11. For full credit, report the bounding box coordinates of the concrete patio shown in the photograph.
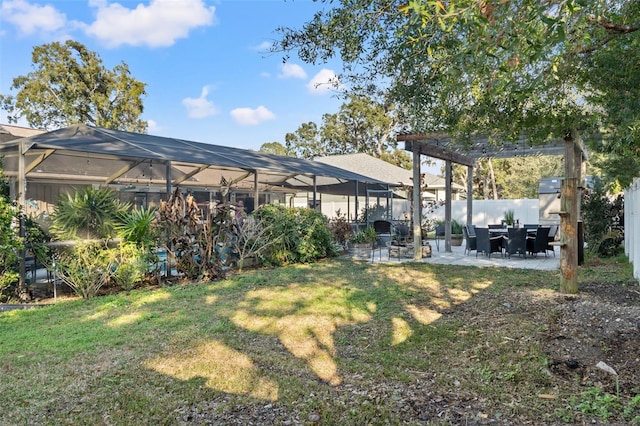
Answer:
[367,242,560,271]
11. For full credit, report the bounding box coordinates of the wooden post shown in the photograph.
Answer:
[559,178,578,293]
[466,165,473,226]
[413,145,422,260]
[559,133,579,293]
[444,160,452,252]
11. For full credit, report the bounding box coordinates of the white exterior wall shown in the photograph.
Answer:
[425,199,541,227]
[624,178,640,281]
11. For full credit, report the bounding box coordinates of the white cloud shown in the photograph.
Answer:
[146,119,161,133]
[230,106,276,126]
[307,69,342,95]
[182,86,219,119]
[279,63,307,79]
[85,0,216,48]
[252,41,272,51]
[1,0,67,36]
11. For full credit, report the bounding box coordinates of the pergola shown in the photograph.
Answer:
[399,132,588,292]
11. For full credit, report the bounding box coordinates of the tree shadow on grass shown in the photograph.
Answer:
[0,257,559,423]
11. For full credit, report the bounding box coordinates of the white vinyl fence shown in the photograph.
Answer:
[425,199,544,227]
[624,178,640,281]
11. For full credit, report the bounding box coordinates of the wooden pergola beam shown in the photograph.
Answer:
[403,140,476,167]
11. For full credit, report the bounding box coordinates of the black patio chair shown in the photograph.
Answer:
[394,223,411,244]
[504,227,527,258]
[475,227,502,258]
[463,225,477,256]
[527,226,551,257]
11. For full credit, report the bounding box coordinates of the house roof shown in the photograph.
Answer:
[314,153,464,191]
[0,124,390,192]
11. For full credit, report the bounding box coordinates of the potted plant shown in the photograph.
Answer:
[434,219,464,246]
[451,219,464,246]
[503,209,516,227]
[348,226,378,259]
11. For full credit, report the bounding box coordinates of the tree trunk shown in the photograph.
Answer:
[488,158,498,200]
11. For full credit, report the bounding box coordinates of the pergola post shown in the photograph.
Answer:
[559,132,581,294]
[413,144,422,259]
[444,160,452,253]
[466,165,474,225]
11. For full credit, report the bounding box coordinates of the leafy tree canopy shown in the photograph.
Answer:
[274,0,640,182]
[1,40,147,132]
[284,94,411,168]
[259,141,292,156]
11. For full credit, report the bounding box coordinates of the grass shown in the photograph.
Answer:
[0,255,635,424]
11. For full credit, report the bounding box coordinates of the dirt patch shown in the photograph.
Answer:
[543,281,640,397]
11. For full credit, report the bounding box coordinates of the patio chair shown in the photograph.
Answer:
[394,223,411,244]
[434,224,445,251]
[475,227,502,258]
[504,227,527,258]
[463,225,477,256]
[527,226,551,257]
[372,220,392,260]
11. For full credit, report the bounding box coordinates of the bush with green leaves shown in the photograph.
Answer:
[328,209,353,245]
[54,241,116,299]
[0,191,20,301]
[253,204,337,266]
[582,177,624,257]
[112,243,149,290]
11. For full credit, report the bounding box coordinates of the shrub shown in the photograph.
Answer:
[582,177,624,257]
[112,243,149,290]
[328,210,352,245]
[54,241,116,298]
[0,186,20,302]
[253,204,337,266]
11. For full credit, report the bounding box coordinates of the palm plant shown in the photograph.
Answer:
[50,186,130,240]
[117,206,159,250]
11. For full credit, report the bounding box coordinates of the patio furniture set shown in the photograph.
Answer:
[463,224,558,259]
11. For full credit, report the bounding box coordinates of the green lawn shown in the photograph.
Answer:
[0,256,636,425]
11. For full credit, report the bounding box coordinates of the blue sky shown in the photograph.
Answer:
[0,0,346,151]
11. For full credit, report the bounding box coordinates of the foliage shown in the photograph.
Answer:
[258,141,293,156]
[328,209,353,245]
[230,215,280,272]
[574,386,622,422]
[111,243,150,291]
[50,186,130,240]
[54,241,116,299]
[453,156,564,199]
[157,188,232,281]
[348,226,378,244]
[274,1,640,184]
[0,188,20,302]
[0,40,147,132]
[436,218,463,235]
[450,219,464,235]
[252,204,337,266]
[503,209,516,226]
[581,177,624,257]
[117,206,159,250]
[284,94,411,168]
